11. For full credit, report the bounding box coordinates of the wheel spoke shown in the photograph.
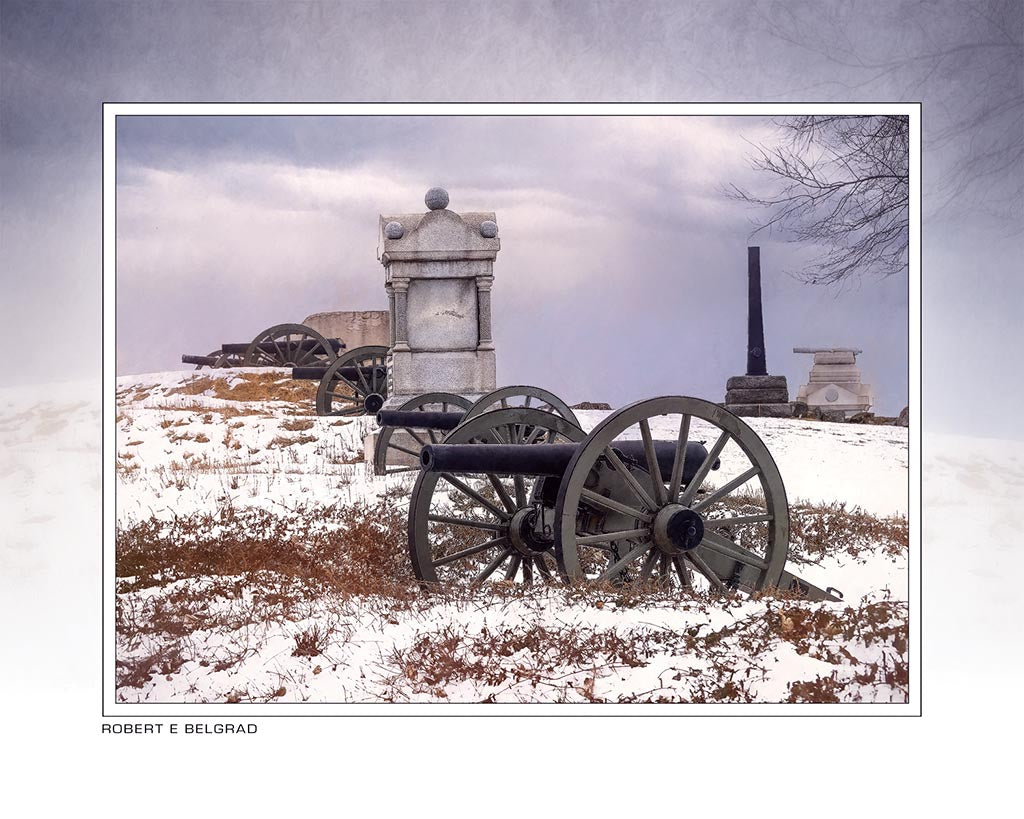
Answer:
[523,425,545,445]
[427,514,507,532]
[702,513,773,528]
[355,363,371,395]
[667,414,691,502]
[639,548,659,583]
[388,441,421,458]
[404,427,428,448]
[513,474,528,507]
[658,553,671,585]
[329,391,358,406]
[504,555,522,581]
[534,555,553,579]
[691,466,760,514]
[596,540,653,583]
[432,536,509,567]
[521,557,534,586]
[684,550,730,594]
[601,447,657,511]
[672,555,692,589]
[473,548,514,585]
[439,473,510,520]
[580,488,654,523]
[576,526,651,545]
[639,419,666,506]
[487,474,517,514]
[698,530,768,571]
[679,430,731,506]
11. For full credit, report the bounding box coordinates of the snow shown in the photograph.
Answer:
[1,370,927,706]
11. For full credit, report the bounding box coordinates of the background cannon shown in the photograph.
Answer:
[288,345,390,416]
[373,386,578,475]
[406,396,841,602]
[181,322,344,370]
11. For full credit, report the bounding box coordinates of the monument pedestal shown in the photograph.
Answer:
[724,375,795,417]
[377,187,501,410]
[793,348,872,419]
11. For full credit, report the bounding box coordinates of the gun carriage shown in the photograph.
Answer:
[182,323,345,369]
[378,389,842,602]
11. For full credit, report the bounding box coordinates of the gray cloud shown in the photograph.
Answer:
[113,114,909,414]
[1,0,1019,433]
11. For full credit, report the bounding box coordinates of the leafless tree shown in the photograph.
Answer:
[728,115,909,285]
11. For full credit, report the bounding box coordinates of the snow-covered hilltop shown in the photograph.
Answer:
[97,369,911,704]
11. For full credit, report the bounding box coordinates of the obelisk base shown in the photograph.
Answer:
[724,375,796,418]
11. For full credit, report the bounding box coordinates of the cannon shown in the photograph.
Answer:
[289,345,390,416]
[403,395,842,602]
[373,385,578,474]
[182,322,344,370]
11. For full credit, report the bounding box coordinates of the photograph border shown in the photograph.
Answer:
[102,101,921,716]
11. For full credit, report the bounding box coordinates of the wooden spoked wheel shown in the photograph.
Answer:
[372,392,473,475]
[243,323,336,367]
[461,385,579,428]
[409,408,585,588]
[315,345,389,416]
[554,396,789,594]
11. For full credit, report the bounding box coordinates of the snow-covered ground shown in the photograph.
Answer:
[2,370,925,705]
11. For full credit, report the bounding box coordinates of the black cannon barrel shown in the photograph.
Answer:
[420,439,714,484]
[181,354,219,366]
[291,365,385,381]
[221,338,346,355]
[377,410,465,431]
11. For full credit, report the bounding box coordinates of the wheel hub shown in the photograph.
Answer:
[652,504,704,555]
[364,393,385,414]
[508,507,550,556]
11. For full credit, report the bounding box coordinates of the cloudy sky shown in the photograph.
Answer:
[3,0,1019,433]
[114,113,910,413]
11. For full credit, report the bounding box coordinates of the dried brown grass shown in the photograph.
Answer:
[167,373,318,404]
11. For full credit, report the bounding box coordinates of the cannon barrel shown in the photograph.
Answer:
[222,338,346,355]
[181,354,219,366]
[291,365,386,381]
[420,440,715,484]
[376,410,465,431]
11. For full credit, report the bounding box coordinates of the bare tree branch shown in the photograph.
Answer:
[727,115,910,285]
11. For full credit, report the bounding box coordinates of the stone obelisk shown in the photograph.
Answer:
[724,247,793,417]
[746,247,768,376]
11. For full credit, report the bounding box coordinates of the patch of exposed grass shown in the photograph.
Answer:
[167,373,318,404]
[282,419,316,432]
[268,434,318,449]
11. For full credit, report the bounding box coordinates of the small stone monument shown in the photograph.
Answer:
[723,247,794,418]
[793,347,872,418]
[379,187,500,406]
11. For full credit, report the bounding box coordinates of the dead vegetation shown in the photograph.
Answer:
[166,372,318,404]
[115,490,909,703]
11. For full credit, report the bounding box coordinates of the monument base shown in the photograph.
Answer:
[384,348,496,409]
[723,402,798,418]
[723,374,792,417]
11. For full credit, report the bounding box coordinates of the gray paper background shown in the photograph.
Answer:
[1,0,1021,807]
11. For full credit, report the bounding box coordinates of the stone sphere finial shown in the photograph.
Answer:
[384,221,404,240]
[424,187,449,210]
[479,220,498,238]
